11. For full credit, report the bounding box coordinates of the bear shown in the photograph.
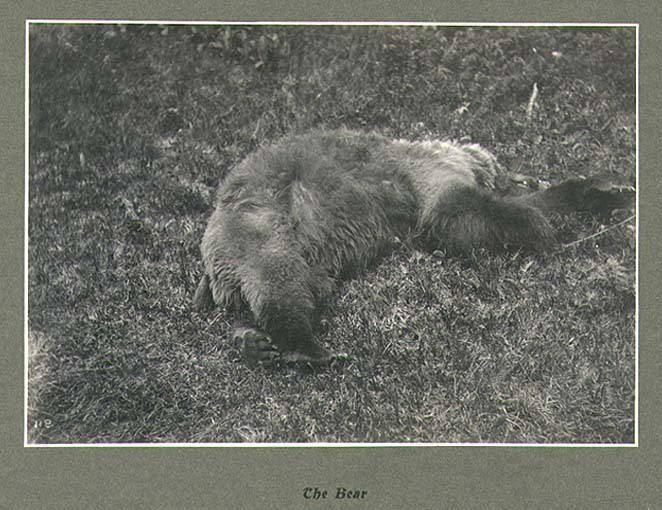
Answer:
[194,129,634,365]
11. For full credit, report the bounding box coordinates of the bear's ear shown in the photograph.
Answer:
[460,143,500,189]
[495,173,550,196]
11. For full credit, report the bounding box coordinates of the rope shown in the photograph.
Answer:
[558,214,636,251]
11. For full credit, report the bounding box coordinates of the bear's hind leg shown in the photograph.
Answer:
[231,327,281,366]
[193,274,214,310]
[195,271,286,365]
[230,317,337,366]
[234,245,341,365]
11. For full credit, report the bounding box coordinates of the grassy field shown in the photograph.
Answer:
[27,24,636,444]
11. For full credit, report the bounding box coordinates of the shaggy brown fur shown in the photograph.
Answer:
[195,129,633,364]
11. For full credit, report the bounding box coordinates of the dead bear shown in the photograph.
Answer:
[194,129,633,364]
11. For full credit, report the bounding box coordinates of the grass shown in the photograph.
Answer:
[27,24,636,444]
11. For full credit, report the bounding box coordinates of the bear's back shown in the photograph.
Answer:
[218,129,499,207]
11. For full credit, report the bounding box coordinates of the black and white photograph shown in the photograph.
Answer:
[26,22,637,446]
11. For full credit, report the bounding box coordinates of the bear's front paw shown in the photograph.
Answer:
[579,176,635,216]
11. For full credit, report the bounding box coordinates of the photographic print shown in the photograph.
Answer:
[26,22,637,446]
